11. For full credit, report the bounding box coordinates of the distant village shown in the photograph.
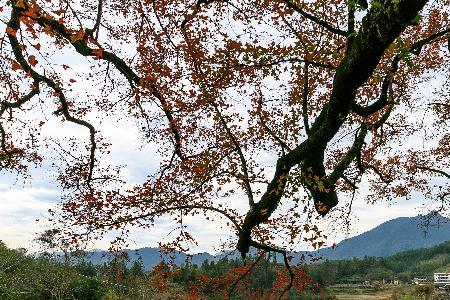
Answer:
[413,273,450,289]
[338,273,450,289]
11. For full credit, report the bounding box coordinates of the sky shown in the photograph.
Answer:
[0,2,444,255]
[0,91,431,254]
[0,171,425,253]
[0,111,428,254]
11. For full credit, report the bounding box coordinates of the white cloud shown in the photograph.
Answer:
[0,184,59,250]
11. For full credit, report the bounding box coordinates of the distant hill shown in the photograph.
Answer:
[308,239,450,284]
[76,214,450,270]
[315,214,450,260]
[75,248,216,270]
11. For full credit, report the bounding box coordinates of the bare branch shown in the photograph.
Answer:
[91,0,103,39]
[282,0,348,37]
[342,174,358,190]
[97,204,242,232]
[328,124,368,185]
[352,57,399,117]
[7,5,97,182]
[212,103,255,207]
[232,57,335,70]
[249,240,295,299]
[416,166,450,180]
[259,114,292,152]
[302,62,310,135]
[228,250,267,299]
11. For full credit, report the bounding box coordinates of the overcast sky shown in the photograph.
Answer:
[0,5,442,255]
[0,111,426,254]
[0,92,430,253]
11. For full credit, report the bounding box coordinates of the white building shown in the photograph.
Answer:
[413,276,427,285]
[434,273,450,286]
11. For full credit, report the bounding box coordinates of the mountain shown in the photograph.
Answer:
[73,247,216,270]
[315,213,450,260]
[76,214,450,269]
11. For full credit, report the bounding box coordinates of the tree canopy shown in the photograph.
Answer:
[1,0,450,295]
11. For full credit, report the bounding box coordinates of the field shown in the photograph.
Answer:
[328,284,448,300]
[330,285,397,299]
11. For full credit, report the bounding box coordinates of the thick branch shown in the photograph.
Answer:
[18,2,185,161]
[97,204,242,232]
[282,0,348,37]
[237,0,428,258]
[7,5,97,182]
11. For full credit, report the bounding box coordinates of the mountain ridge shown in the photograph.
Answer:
[314,213,450,260]
[75,214,450,270]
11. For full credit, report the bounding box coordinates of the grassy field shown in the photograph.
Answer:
[330,285,397,300]
[328,284,448,300]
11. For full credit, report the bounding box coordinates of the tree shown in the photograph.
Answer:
[2,0,450,296]
[129,257,146,278]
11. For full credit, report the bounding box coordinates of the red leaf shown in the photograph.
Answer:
[6,27,16,37]
[15,0,26,9]
[28,55,38,67]
[11,60,23,71]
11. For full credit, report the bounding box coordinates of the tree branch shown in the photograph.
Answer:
[212,103,255,207]
[237,0,428,258]
[302,62,310,135]
[416,166,450,180]
[282,0,348,37]
[8,4,97,181]
[97,204,242,232]
[228,250,267,299]
[328,124,368,185]
[17,2,185,161]
[249,240,294,300]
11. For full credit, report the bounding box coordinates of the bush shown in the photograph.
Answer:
[68,276,107,300]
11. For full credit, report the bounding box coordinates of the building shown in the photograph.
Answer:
[434,273,450,286]
[413,276,427,285]
[382,278,399,285]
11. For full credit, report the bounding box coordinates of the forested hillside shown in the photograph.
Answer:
[0,241,185,300]
[309,240,450,285]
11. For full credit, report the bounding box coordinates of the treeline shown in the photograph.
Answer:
[1,240,104,299]
[0,241,331,300]
[3,239,450,299]
[0,241,186,300]
[308,240,450,285]
[173,240,450,298]
[173,253,338,300]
